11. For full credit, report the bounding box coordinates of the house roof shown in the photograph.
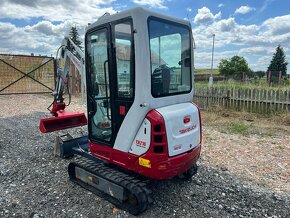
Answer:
[116,43,166,64]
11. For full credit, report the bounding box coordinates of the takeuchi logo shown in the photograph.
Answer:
[179,125,196,134]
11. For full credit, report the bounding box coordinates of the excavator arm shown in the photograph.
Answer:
[39,37,87,133]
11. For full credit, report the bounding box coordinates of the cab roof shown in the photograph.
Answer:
[86,7,191,33]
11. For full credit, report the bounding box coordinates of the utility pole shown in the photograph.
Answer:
[211,33,215,76]
[209,34,215,86]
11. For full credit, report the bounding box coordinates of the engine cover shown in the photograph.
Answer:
[156,103,201,157]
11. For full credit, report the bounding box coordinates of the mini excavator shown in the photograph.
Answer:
[39,7,202,215]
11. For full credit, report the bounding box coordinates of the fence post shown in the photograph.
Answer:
[287,90,290,113]
[226,90,230,109]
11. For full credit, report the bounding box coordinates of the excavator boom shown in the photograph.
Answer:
[39,37,87,133]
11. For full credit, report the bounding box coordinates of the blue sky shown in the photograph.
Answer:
[0,0,289,71]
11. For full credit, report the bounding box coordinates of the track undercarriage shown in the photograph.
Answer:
[68,158,153,215]
[54,134,153,215]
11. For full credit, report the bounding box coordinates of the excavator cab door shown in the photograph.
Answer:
[86,19,135,146]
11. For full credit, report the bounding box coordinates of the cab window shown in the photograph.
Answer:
[148,17,191,97]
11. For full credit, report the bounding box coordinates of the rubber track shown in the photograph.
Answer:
[68,158,153,215]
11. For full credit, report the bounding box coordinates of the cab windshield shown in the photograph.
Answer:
[148,17,192,97]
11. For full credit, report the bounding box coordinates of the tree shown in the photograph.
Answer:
[254,71,266,78]
[218,55,250,79]
[267,45,288,76]
[246,69,255,78]
[69,26,82,50]
[218,59,231,76]
[68,26,83,94]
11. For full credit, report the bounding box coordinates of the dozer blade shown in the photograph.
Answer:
[39,112,87,133]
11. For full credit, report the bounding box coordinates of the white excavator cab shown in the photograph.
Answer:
[86,8,198,154]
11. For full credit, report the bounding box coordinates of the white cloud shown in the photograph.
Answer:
[186,8,192,12]
[262,14,290,35]
[131,0,168,9]
[239,47,271,55]
[250,56,272,71]
[235,6,255,15]
[0,22,16,35]
[192,13,290,70]
[195,50,237,68]
[0,0,118,55]
[0,22,58,55]
[192,17,259,49]
[218,3,224,8]
[0,0,115,25]
[114,3,128,11]
[24,20,77,39]
[216,17,236,32]
[193,13,289,51]
[193,7,221,25]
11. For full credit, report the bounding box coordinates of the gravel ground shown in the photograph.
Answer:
[0,94,289,218]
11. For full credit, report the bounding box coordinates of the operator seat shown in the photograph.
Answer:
[152,65,171,96]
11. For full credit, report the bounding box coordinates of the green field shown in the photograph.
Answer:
[193,69,290,91]
[194,68,220,75]
[194,79,290,91]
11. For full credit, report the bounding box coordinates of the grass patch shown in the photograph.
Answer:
[227,122,250,135]
[194,80,290,91]
[195,68,219,75]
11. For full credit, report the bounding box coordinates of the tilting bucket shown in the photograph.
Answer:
[39,112,87,133]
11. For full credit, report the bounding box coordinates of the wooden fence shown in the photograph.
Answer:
[0,53,83,95]
[0,54,55,94]
[193,87,290,114]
